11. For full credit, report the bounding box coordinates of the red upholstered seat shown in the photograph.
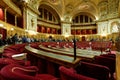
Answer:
[30,43,41,49]
[94,56,115,79]
[59,66,96,80]
[75,61,110,80]
[2,44,30,66]
[0,58,30,70]
[35,74,58,80]
[2,53,15,58]
[100,54,116,59]
[0,64,58,80]
[7,43,26,51]
[3,44,26,58]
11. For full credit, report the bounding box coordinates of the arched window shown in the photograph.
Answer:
[73,14,93,24]
[38,5,60,24]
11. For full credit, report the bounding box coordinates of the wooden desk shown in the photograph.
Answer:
[25,46,81,68]
[25,46,82,76]
[39,45,105,59]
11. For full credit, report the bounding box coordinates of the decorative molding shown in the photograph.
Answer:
[37,21,60,29]
[97,16,120,22]
[25,4,40,15]
[38,18,59,24]
[60,21,72,24]
[71,26,96,30]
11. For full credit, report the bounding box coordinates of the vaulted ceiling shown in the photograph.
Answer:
[9,0,111,22]
[38,0,101,21]
[11,0,105,21]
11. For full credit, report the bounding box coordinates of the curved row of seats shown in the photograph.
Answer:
[0,57,115,80]
[0,43,96,80]
[0,43,116,80]
[30,43,116,80]
[40,41,112,52]
[29,43,116,80]
[29,43,99,80]
[0,43,59,80]
[59,52,116,80]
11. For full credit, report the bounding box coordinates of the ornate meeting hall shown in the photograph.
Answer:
[0,0,119,80]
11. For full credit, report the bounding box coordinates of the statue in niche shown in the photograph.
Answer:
[66,28,68,33]
[112,24,119,33]
[31,18,34,28]
[102,26,105,33]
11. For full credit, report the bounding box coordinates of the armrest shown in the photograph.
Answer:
[25,66,39,72]
[12,66,38,76]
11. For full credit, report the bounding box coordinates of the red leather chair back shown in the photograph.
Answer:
[59,66,96,80]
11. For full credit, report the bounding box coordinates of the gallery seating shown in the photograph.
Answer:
[0,64,59,80]
[59,66,96,80]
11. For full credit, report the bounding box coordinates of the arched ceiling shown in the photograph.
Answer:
[38,0,102,22]
[11,0,105,22]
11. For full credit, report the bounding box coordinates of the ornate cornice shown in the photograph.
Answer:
[23,2,40,15]
[61,21,72,24]
[71,26,96,29]
[37,21,60,29]
[97,16,120,22]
